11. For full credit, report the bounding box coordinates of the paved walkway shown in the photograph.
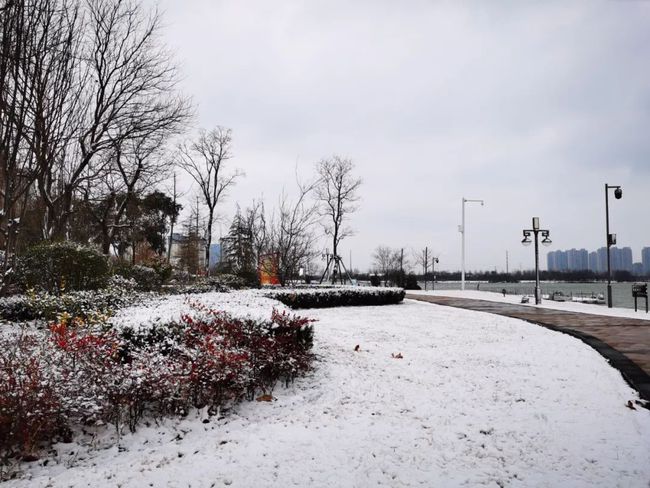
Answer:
[406,294,650,402]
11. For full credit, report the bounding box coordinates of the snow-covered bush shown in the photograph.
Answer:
[0,332,66,464]
[0,301,314,465]
[115,264,162,291]
[0,295,34,322]
[14,241,110,293]
[266,286,405,309]
[162,274,247,295]
[0,284,144,323]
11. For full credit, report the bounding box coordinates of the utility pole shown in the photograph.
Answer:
[460,197,484,291]
[605,183,623,308]
[423,246,429,290]
[506,250,509,275]
[432,256,439,292]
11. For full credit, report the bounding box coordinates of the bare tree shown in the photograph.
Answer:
[372,245,407,286]
[81,132,172,254]
[270,182,319,285]
[315,156,362,257]
[413,247,437,290]
[244,199,269,267]
[0,0,81,266]
[177,127,243,274]
[244,177,319,286]
[372,246,395,277]
[36,0,191,239]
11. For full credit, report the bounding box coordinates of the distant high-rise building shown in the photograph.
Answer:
[611,247,633,272]
[588,251,599,273]
[642,247,650,276]
[597,247,608,274]
[547,251,557,272]
[598,246,634,273]
[566,248,588,271]
[549,246,646,275]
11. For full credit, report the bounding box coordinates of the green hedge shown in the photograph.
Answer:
[0,277,141,322]
[266,287,405,309]
[15,241,110,293]
[114,264,162,291]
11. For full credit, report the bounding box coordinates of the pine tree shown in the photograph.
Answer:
[222,209,256,281]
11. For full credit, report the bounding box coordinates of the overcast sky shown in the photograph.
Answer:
[150,0,650,272]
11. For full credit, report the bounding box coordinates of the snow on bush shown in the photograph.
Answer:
[0,280,145,323]
[0,300,313,469]
[108,290,284,332]
[265,286,405,309]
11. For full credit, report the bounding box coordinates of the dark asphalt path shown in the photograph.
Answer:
[406,294,650,402]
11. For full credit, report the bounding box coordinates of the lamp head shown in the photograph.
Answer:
[614,187,622,199]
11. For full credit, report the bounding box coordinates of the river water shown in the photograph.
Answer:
[418,281,649,310]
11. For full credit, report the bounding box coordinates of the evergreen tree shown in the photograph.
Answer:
[222,209,256,282]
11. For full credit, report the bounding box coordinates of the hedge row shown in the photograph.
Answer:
[0,305,314,466]
[266,287,405,309]
[0,276,143,323]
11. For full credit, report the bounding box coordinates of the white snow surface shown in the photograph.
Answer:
[409,289,650,321]
[7,297,650,487]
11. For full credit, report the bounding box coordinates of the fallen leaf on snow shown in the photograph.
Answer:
[256,394,274,402]
[391,353,403,359]
[354,344,360,351]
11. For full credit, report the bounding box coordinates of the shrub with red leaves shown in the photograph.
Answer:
[0,333,64,463]
[0,303,315,468]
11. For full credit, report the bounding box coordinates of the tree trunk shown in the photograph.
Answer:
[205,215,213,276]
[101,225,111,255]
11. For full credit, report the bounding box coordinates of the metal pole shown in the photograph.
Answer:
[424,247,428,291]
[605,184,612,308]
[432,257,435,292]
[461,197,466,290]
[534,229,541,305]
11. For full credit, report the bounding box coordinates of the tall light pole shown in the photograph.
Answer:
[432,256,439,292]
[521,217,552,305]
[459,197,484,290]
[605,184,623,308]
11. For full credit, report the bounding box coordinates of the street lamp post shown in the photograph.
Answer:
[521,217,552,305]
[459,197,484,291]
[605,184,623,308]
[432,256,439,292]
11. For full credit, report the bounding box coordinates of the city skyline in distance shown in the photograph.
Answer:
[547,246,650,275]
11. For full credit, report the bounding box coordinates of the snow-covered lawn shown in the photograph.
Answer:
[7,298,650,487]
[409,289,650,321]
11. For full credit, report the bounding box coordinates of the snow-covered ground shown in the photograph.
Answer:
[409,289,650,321]
[8,296,650,487]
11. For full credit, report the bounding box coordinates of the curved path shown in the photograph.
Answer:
[407,294,650,402]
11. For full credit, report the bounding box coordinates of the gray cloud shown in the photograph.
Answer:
[151,0,650,271]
